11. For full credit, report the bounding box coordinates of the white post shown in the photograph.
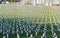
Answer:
[36,32,37,36]
[17,33,20,38]
[17,29,20,38]
[27,32,28,36]
[3,36,5,38]
[6,33,8,38]
[30,34,33,38]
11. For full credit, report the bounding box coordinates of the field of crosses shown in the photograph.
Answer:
[0,5,60,38]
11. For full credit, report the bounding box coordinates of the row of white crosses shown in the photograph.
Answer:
[29,11,44,38]
[2,17,8,38]
[50,10,58,38]
[41,25,47,38]
[34,11,45,38]
[42,14,47,38]
[53,9,60,32]
[50,15,58,38]
[41,10,46,38]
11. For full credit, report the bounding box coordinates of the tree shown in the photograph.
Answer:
[25,0,32,5]
[10,0,14,4]
[4,0,6,4]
